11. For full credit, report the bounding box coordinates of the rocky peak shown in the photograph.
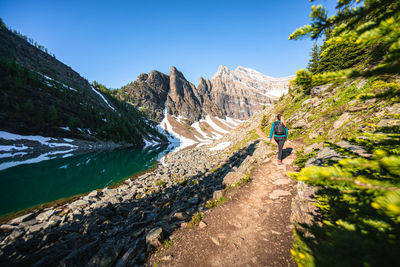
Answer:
[167,66,203,123]
[209,65,292,119]
[138,73,148,82]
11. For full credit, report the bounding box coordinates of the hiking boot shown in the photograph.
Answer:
[277,160,282,165]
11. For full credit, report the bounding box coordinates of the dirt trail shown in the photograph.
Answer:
[149,132,301,267]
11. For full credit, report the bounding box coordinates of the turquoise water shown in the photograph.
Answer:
[0,146,170,216]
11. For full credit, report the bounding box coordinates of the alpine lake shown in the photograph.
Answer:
[0,145,172,217]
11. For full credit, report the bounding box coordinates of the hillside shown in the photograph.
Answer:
[0,21,166,149]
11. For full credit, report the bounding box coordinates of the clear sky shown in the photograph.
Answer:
[0,0,337,88]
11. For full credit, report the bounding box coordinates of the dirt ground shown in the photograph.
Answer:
[148,132,301,267]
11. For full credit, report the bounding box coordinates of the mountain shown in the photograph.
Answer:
[116,65,292,144]
[0,22,166,148]
[210,65,294,119]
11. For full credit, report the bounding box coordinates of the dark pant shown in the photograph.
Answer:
[274,137,286,161]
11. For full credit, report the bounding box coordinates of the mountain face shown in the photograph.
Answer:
[0,24,165,147]
[117,65,291,144]
[209,65,294,120]
[118,71,170,122]
[119,65,291,122]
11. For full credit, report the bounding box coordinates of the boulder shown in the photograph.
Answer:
[311,84,330,96]
[36,209,55,222]
[336,141,372,158]
[9,212,34,225]
[213,190,224,200]
[146,227,164,248]
[333,112,352,129]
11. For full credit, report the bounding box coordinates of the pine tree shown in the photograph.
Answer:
[289,0,400,75]
[48,105,58,125]
[307,42,321,74]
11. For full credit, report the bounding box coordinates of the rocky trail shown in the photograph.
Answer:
[149,135,301,266]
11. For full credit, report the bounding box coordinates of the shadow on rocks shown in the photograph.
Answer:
[0,141,259,267]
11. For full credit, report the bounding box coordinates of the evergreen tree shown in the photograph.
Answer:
[289,0,400,75]
[48,105,58,125]
[23,99,34,114]
[307,42,321,74]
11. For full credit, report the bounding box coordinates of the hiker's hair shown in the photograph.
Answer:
[277,114,286,126]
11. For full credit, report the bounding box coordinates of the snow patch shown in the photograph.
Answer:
[0,145,28,152]
[0,131,77,148]
[205,115,230,134]
[90,86,115,111]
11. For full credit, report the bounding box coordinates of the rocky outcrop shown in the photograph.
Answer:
[166,67,203,124]
[196,77,225,119]
[209,66,293,119]
[117,71,170,122]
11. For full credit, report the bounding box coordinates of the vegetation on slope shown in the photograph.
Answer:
[269,1,400,266]
[0,19,165,147]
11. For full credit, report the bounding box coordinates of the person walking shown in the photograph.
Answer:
[269,114,288,165]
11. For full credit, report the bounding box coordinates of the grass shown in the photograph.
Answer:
[230,129,259,152]
[156,180,166,187]
[188,212,204,228]
[293,149,317,169]
[205,196,227,209]
[162,238,174,249]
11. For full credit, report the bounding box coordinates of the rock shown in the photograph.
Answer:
[269,189,291,199]
[210,237,220,246]
[9,212,34,225]
[311,84,330,96]
[387,103,400,114]
[336,141,372,158]
[348,105,368,112]
[36,209,55,222]
[88,190,99,197]
[303,143,323,155]
[68,199,89,210]
[9,228,25,240]
[223,171,246,186]
[20,219,38,228]
[210,65,291,120]
[333,112,352,129]
[306,147,343,166]
[87,238,128,267]
[199,221,207,229]
[0,224,18,231]
[291,181,318,225]
[161,255,173,261]
[172,212,189,221]
[356,79,368,89]
[377,118,400,127]
[28,222,47,233]
[308,131,319,139]
[187,196,199,205]
[213,190,224,200]
[146,227,164,248]
[292,120,307,129]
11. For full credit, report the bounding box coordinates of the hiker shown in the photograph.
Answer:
[269,114,288,165]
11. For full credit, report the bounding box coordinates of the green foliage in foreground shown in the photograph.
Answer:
[294,149,317,169]
[288,129,400,266]
[290,0,400,76]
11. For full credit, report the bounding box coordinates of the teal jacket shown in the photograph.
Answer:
[270,120,288,139]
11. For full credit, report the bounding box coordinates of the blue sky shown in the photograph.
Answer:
[0,0,337,88]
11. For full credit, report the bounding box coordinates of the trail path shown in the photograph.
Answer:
[149,130,301,267]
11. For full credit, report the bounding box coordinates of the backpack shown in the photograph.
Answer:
[274,121,286,135]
